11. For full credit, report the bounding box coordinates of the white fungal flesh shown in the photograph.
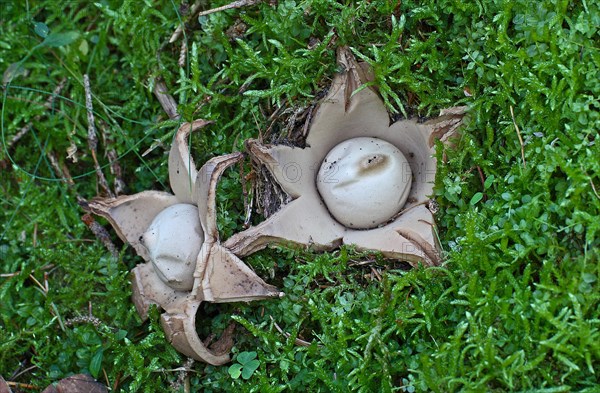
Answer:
[142,203,204,291]
[316,137,412,229]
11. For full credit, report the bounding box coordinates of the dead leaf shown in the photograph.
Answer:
[41,374,107,393]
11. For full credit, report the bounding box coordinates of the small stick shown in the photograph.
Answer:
[0,264,55,278]
[509,105,526,169]
[81,213,119,259]
[99,123,125,195]
[83,74,115,198]
[348,259,377,267]
[0,272,20,278]
[239,159,253,228]
[46,150,75,187]
[153,79,180,120]
[197,0,260,17]
[169,0,205,44]
[269,316,311,347]
[370,266,382,281]
[103,368,110,391]
[6,381,39,390]
[9,364,38,381]
[29,274,48,295]
[106,147,125,195]
[178,40,188,68]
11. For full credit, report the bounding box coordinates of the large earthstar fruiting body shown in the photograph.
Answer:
[224,48,466,267]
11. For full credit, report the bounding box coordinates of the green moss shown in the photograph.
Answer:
[1,0,598,391]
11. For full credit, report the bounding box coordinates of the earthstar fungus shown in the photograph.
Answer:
[224,48,466,267]
[87,48,465,365]
[88,120,282,365]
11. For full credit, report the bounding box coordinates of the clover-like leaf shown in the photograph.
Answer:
[237,351,257,365]
[241,359,260,380]
[230,351,260,380]
[228,363,243,379]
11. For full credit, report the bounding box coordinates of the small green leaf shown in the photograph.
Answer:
[241,359,260,380]
[78,39,89,56]
[582,273,596,284]
[42,31,80,48]
[228,363,243,379]
[484,175,495,190]
[34,22,49,38]
[89,348,103,378]
[470,192,484,205]
[236,351,257,365]
[115,329,128,340]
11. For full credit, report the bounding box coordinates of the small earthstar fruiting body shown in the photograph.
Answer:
[87,121,282,366]
[142,203,203,291]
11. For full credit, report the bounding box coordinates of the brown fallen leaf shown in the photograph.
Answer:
[0,376,12,393]
[41,374,107,393]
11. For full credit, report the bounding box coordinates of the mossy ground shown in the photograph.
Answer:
[1,1,599,392]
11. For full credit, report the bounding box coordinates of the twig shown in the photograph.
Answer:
[46,150,75,187]
[269,316,311,347]
[99,122,125,195]
[103,368,110,391]
[178,40,188,68]
[81,213,119,259]
[152,79,180,120]
[6,381,39,390]
[239,159,253,228]
[0,264,54,278]
[84,74,115,198]
[9,364,38,381]
[197,0,260,17]
[28,274,48,296]
[348,259,377,267]
[370,266,383,281]
[169,0,205,44]
[509,105,526,169]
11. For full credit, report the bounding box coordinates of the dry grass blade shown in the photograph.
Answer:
[510,105,526,169]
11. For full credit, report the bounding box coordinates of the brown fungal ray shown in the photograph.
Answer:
[161,300,231,365]
[169,119,212,203]
[190,152,283,302]
[87,191,179,260]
